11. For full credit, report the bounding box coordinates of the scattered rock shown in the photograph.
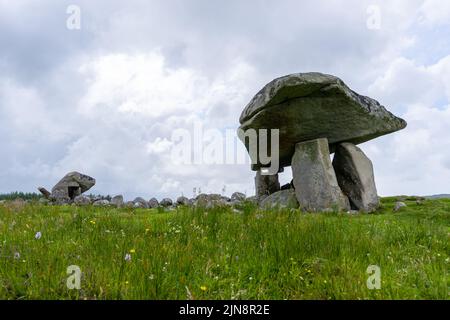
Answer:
[133,197,149,208]
[246,196,258,204]
[260,189,299,209]
[292,138,350,212]
[333,142,380,212]
[148,197,159,208]
[160,198,173,207]
[111,195,124,208]
[394,201,407,212]
[93,199,110,206]
[38,187,51,199]
[125,201,135,208]
[176,196,190,206]
[74,195,91,206]
[231,192,246,202]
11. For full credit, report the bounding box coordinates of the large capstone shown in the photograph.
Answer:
[291,138,350,212]
[48,171,96,203]
[255,171,280,200]
[238,72,407,170]
[332,143,379,212]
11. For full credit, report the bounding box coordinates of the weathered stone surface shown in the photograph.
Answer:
[47,172,96,202]
[148,198,159,208]
[394,201,407,211]
[238,72,407,170]
[93,199,110,206]
[111,195,124,208]
[194,194,230,208]
[133,197,148,208]
[231,192,246,202]
[74,195,91,206]
[255,171,280,200]
[332,143,380,212]
[292,138,350,212]
[125,201,135,208]
[260,189,299,209]
[38,187,51,199]
[176,196,190,206]
[160,198,173,207]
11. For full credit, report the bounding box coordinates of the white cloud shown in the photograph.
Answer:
[419,0,450,25]
[1,0,450,199]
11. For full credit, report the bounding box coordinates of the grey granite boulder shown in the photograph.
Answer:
[176,196,191,206]
[255,171,280,200]
[231,192,246,202]
[292,138,350,212]
[333,143,379,212]
[160,198,173,207]
[148,198,159,208]
[38,187,51,199]
[111,195,124,208]
[260,189,299,209]
[238,72,407,170]
[394,201,407,211]
[74,195,91,206]
[133,197,149,208]
[93,199,110,206]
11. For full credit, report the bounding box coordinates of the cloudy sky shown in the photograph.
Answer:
[1,0,449,200]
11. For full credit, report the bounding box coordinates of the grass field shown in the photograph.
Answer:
[0,197,448,300]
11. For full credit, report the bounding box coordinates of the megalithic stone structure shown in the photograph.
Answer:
[255,171,280,201]
[38,171,96,204]
[238,72,407,212]
[332,143,379,212]
[292,138,350,212]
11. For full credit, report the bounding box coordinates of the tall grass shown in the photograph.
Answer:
[0,198,448,299]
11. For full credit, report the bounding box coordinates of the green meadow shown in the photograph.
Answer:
[0,197,448,300]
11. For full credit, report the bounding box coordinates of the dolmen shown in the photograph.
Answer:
[238,72,407,212]
[38,171,96,204]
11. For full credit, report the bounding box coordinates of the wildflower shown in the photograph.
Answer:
[145,228,150,233]
[89,220,96,225]
[35,231,42,240]
[14,252,20,260]
[129,249,136,254]
[125,281,129,285]
[200,286,207,291]
[149,274,155,280]
[124,253,132,262]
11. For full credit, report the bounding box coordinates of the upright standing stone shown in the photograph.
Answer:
[255,171,280,200]
[292,138,349,212]
[332,143,379,212]
[111,195,124,208]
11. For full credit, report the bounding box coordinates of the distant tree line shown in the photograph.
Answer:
[0,192,43,201]
[0,192,112,201]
